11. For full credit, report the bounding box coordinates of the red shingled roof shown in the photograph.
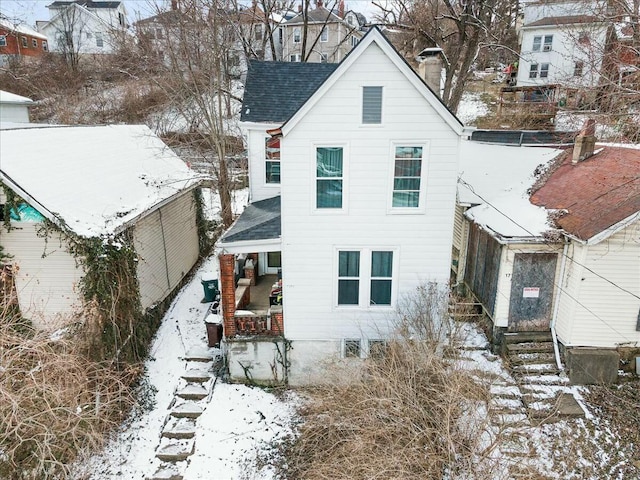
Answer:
[531,146,640,241]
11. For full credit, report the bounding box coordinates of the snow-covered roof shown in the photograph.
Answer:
[0,17,48,39]
[0,124,202,238]
[0,90,34,104]
[458,140,564,240]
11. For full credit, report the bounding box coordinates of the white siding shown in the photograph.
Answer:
[556,222,640,348]
[245,125,282,202]
[134,192,199,310]
[0,224,83,329]
[0,103,30,123]
[492,243,562,328]
[281,42,460,342]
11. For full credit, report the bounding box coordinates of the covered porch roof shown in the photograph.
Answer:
[219,195,281,254]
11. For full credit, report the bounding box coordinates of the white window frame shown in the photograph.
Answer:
[532,36,541,52]
[543,35,553,52]
[95,32,104,48]
[343,338,362,358]
[21,36,27,48]
[293,27,301,43]
[313,143,348,214]
[540,63,549,78]
[32,38,37,48]
[289,53,301,62]
[529,63,539,79]
[42,40,48,51]
[265,135,281,186]
[350,35,358,47]
[319,52,328,63]
[388,141,429,214]
[0,35,6,47]
[320,26,328,42]
[334,247,399,310]
[573,60,584,77]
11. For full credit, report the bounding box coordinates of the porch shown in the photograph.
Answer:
[234,272,283,336]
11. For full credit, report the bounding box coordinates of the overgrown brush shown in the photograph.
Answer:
[0,310,135,479]
[282,284,502,480]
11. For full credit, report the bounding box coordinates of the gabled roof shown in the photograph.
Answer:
[524,15,601,28]
[136,9,185,26]
[0,17,48,39]
[531,145,640,242]
[220,195,281,244]
[0,124,201,238]
[240,60,338,123]
[281,26,463,136]
[285,6,342,25]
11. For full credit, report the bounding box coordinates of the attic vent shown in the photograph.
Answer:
[362,86,382,124]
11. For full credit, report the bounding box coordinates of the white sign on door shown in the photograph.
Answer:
[523,287,540,298]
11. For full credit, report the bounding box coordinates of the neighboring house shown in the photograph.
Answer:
[0,124,201,329]
[219,27,464,385]
[282,2,366,63]
[135,5,185,65]
[455,123,640,383]
[0,15,48,66]
[37,0,129,55]
[0,90,34,123]
[516,1,609,90]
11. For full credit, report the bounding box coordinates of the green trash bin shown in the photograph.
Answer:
[201,276,219,303]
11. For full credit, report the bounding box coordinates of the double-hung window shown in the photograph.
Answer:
[337,249,395,307]
[392,146,423,208]
[316,147,343,208]
[532,36,541,52]
[338,251,360,305]
[96,32,104,48]
[0,35,6,47]
[293,27,301,43]
[370,251,393,305]
[320,26,328,42]
[573,61,584,77]
[540,63,549,78]
[265,137,280,184]
[362,86,382,124]
[543,35,553,51]
[529,63,539,79]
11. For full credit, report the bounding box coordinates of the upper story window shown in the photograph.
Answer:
[320,52,328,63]
[156,27,164,39]
[350,35,358,47]
[540,63,549,78]
[573,61,584,77]
[21,36,27,48]
[265,136,280,184]
[320,26,328,42]
[293,27,301,43]
[578,31,590,45]
[289,53,301,62]
[392,146,423,208]
[362,86,382,124]
[32,38,37,48]
[96,32,104,48]
[338,251,360,305]
[316,147,343,209]
[529,63,539,78]
[346,14,355,26]
[254,24,263,41]
[0,35,7,47]
[42,40,48,51]
[532,36,541,51]
[529,63,550,79]
[370,251,393,305]
[543,35,553,51]
[337,249,395,307]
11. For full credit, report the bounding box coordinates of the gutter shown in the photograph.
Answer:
[550,240,569,371]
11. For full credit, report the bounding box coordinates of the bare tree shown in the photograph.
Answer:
[53,5,87,71]
[374,0,519,112]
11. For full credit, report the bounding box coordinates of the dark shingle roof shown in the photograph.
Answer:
[524,15,600,28]
[221,196,281,243]
[48,1,121,8]
[240,60,338,123]
[286,6,342,25]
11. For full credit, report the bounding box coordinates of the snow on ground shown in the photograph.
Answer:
[457,92,490,125]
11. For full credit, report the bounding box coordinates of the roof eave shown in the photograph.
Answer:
[218,237,282,254]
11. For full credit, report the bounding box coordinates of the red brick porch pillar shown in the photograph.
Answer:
[219,253,236,337]
[271,306,284,335]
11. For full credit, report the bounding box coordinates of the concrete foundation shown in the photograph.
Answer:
[225,336,286,386]
[566,348,619,385]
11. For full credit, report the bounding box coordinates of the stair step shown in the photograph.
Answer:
[507,342,554,354]
[503,332,553,344]
[149,465,183,480]
[162,417,197,439]
[177,384,208,400]
[519,374,569,385]
[508,352,556,365]
[156,439,195,462]
[184,347,214,362]
[170,402,203,419]
[181,369,212,383]
[512,364,559,375]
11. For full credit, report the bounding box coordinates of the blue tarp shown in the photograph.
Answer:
[9,203,44,222]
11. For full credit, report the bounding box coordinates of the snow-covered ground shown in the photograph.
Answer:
[457,92,490,126]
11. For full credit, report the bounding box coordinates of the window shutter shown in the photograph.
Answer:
[362,86,382,124]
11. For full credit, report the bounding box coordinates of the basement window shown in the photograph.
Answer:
[344,339,361,358]
[368,339,387,358]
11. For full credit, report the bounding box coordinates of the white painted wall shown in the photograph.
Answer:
[134,191,199,310]
[555,221,640,348]
[521,1,606,25]
[243,123,282,203]
[0,103,30,123]
[0,223,83,330]
[280,43,460,348]
[517,24,608,89]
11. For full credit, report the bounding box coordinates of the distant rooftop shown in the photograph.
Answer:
[47,1,122,9]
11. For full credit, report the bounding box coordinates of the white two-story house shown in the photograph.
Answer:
[218,27,463,385]
[37,0,129,55]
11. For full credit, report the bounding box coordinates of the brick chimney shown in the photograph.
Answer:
[572,119,597,164]
[338,0,345,17]
[417,47,445,98]
[171,0,178,10]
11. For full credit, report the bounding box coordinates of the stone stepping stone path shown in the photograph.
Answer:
[147,345,221,480]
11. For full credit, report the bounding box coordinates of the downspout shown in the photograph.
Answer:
[550,240,569,371]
